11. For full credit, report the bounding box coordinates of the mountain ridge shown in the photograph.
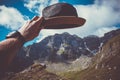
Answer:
[8,29,120,72]
[2,29,120,80]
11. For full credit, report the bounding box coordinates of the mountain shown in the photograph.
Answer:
[8,29,120,72]
[60,31,120,80]
[3,29,120,80]
[23,33,101,60]
[9,32,101,73]
[25,29,120,62]
[27,32,93,62]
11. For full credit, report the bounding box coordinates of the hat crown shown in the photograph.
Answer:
[42,3,78,18]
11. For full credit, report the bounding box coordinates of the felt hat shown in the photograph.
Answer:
[42,3,86,29]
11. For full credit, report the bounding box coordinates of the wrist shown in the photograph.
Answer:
[18,30,29,42]
[6,31,26,45]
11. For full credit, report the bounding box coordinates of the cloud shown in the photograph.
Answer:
[73,3,120,37]
[24,0,59,15]
[95,0,120,10]
[0,5,28,30]
[24,0,120,42]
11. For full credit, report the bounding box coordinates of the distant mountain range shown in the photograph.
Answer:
[2,29,120,80]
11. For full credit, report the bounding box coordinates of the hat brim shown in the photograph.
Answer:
[42,16,86,29]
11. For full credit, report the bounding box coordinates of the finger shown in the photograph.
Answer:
[36,17,44,27]
[35,17,44,31]
[32,16,39,21]
[36,17,44,22]
[30,16,39,23]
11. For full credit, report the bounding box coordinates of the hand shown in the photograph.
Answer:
[18,16,44,42]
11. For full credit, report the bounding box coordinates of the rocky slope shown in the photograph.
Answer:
[61,31,120,80]
[1,63,68,80]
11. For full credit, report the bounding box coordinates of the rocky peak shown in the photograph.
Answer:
[102,29,120,43]
[28,32,92,61]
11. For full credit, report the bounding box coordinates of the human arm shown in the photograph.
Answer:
[0,16,44,71]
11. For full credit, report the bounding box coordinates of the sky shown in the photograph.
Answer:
[0,0,120,46]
